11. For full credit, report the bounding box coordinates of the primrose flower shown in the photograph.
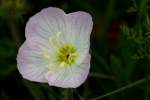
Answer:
[17,7,93,88]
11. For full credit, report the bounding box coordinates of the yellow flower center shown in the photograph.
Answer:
[56,43,78,67]
[41,32,78,68]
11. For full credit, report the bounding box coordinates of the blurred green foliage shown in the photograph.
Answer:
[0,0,150,100]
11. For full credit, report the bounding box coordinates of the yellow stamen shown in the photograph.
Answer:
[60,62,66,67]
[48,32,63,48]
[56,32,61,38]
[40,48,50,59]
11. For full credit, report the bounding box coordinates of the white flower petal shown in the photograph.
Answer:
[46,54,91,88]
[25,7,67,40]
[66,11,93,50]
[17,7,93,88]
[17,42,49,82]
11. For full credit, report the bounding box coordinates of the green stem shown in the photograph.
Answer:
[9,17,22,48]
[89,72,114,80]
[74,89,84,100]
[63,89,73,100]
[91,76,150,100]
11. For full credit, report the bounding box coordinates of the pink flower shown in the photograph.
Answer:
[17,7,93,88]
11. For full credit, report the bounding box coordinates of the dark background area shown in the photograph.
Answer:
[0,0,150,100]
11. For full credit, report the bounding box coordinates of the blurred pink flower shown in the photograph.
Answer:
[17,7,93,88]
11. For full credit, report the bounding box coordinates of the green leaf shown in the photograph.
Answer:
[23,80,47,100]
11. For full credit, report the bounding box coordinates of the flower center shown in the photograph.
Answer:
[41,32,78,68]
[56,43,78,67]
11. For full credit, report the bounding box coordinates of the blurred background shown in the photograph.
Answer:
[0,0,150,100]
